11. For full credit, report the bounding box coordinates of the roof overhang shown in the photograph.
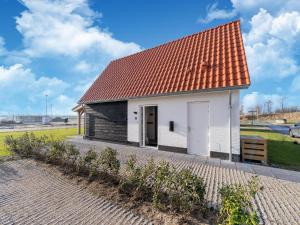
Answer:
[72,104,84,113]
[79,84,249,105]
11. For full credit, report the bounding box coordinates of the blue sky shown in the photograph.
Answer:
[0,0,300,115]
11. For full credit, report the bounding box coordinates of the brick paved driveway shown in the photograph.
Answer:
[0,160,152,225]
[69,137,300,225]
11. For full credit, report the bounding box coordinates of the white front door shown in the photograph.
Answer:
[188,101,209,156]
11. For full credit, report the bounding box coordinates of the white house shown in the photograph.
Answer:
[76,20,250,161]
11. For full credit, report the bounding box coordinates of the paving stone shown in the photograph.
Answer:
[67,137,300,224]
[0,160,152,225]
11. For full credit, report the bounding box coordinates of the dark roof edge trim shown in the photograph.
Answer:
[79,85,249,104]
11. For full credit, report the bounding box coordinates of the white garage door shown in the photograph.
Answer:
[188,101,209,156]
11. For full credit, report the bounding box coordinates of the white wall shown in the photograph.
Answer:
[128,90,240,155]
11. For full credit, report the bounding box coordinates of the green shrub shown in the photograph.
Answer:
[5,133,210,217]
[83,148,98,164]
[46,140,66,164]
[76,148,99,177]
[168,168,206,212]
[152,161,174,209]
[64,144,80,163]
[119,154,139,194]
[29,133,48,158]
[138,157,155,190]
[63,144,80,171]
[152,162,207,213]
[99,147,120,175]
[218,176,261,225]
[4,132,47,158]
[4,135,18,153]
[120,155,156,199]
[16,132,34,157]
[125,154,139,181]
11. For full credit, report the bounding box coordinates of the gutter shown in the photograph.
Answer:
[79,85,249,105]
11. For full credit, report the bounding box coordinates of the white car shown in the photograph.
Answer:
[289,122,300,138]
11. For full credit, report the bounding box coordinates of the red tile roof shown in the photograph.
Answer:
[79,20,250,104]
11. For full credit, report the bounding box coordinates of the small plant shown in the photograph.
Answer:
[119,154,139,194]
[89,157,101,179]
[63,144,80,171]
[46,140,66,164]
[218,176,262,225]
[138,157,155,191]
[5,133,210,219]
[170,168,206,212]
[125,154,139,181]
[64,144,80,163]
[17,132,34,157]
[76,147,99,177]
[99,147,120,175]
[4,132,47,158]
[4,135,18,153]
[152,161,174,209]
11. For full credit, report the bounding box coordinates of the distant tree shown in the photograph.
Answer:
[264,100,273,115]
[255,104,262,116]
[280,96,287,112]
[282,106,300,113]
[240,104,244,115]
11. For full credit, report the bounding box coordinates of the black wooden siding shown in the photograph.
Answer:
[85,101,127,142]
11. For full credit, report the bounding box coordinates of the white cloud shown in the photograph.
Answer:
[74,75,97,94]
[245,38,299,80]
[57,94,70,103]
[74,60,94,73]
[0,64,72,114]
[242,92,283,112]
[0,0,144,114]
[231,0,285,14]
[243,9,300,80]
[198,0,300,23]
[269,11,300,43]
[198,2,237,24]
[53,94,76,114]
[0,37,7,56]
[16,0,142,58]
[242,9,273,44]
[231,0,300,15]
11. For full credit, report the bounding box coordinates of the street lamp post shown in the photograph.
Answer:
[45,94,48,117]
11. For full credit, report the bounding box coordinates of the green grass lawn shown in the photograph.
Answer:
[0,127,77,158]
[241,129,300,171]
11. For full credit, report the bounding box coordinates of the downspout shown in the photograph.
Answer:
[229,91,232,161]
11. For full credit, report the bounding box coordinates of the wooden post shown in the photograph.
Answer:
[77,111,81,135]
[72,104,84,136]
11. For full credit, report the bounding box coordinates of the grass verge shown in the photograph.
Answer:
[0,127,77,158]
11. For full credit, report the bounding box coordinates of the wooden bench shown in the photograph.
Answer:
[241,136,267,164]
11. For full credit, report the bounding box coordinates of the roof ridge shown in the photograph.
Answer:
[112,19,241,63]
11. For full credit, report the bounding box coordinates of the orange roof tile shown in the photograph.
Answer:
[79,20,250,104]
